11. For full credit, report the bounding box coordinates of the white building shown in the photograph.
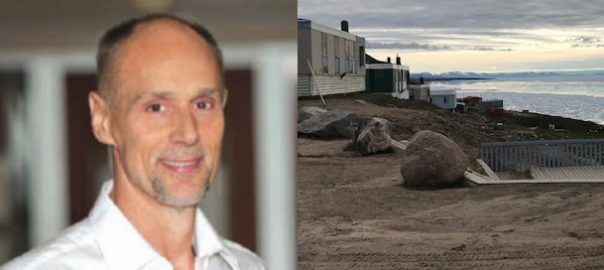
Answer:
[430,87,458,111]
[297,19,366,97]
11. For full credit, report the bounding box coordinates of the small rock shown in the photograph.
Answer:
[354,117,393,155]
[451,244,466,251]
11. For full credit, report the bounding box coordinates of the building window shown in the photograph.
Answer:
[359,46,365,66]
[322,56,328,73]
[334,36,340,58]
[321,33,328,56]
[444,97,448,103]
[335,56,340,74]
[345,40,353,74]
[345,58,349,74]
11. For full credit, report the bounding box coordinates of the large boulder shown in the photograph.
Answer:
[401,130,469,187]
[298,106,327,123]
[354,117,393,155]
[298,110,360,138]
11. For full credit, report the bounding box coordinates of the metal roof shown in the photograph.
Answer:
[297,18,364,44]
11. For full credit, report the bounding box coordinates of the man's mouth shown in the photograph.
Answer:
[159,158,202,173]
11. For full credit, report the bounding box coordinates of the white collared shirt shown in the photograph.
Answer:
[2,181,265,270]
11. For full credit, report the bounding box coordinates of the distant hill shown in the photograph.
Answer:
[411,70,604,79]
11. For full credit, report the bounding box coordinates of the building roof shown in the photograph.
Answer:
[298,18,364,44]
[365,53,385,64]
[430,87,457,96]
[366,53,409,69]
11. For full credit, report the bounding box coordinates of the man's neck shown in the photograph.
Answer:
[111,177,197,270]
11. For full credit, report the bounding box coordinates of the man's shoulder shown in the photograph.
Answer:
[1,219,105,270]
[221,239,266,269]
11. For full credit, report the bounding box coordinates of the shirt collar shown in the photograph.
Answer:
[193,207,240,270]
[88,181,163,269]
[87,180,238,270]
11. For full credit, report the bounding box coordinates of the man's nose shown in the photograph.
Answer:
[170,110,200,146]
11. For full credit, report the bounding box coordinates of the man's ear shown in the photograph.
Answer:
[89,91,115,146]
[221,88,229,109]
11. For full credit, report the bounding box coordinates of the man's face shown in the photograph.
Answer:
[103,20,225,207]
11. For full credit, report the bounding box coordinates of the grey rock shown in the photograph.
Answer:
[401,130,469,187]
[298,110,360,138]
[298,106,327,123]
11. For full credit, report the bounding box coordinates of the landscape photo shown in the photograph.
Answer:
[297,0,604,268]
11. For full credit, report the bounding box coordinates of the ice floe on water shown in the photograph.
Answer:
[431,75,604,125]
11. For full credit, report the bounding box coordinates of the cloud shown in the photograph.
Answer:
[367,41,450,50]
[299,0,604,52]
[567,36,604,48]
[367,41,512,51]
[566,36,604,48]
[299,0,604,30]
[569,36,601,44]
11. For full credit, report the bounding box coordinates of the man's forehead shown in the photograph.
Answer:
[118,19,212,56]
[107,19,221,96]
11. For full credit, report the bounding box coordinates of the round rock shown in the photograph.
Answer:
[400,130,469,187]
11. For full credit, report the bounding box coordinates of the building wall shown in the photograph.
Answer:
[303,29,365,76]
[308,29,322,75]
[297,74,364,96]
[409,84,430,102]
[480,100,504,113]
[297,75,312,96]
[366,69,394,92]
[298,21,366,96]
[297,29,312,74]
[431,94,457,110]
[366,64,409,96]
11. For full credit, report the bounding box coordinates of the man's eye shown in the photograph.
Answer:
[147,103,164,112]
[196,101,213,110]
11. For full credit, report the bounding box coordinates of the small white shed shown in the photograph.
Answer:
[430,87,458,111]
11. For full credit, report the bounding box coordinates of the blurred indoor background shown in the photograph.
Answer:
[0,0,297,269]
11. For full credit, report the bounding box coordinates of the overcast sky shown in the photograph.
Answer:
[298,0,604,72]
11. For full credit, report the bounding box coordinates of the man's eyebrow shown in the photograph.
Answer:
[196,87,221,96]
[131,91,174,104]
[131,88,221,104]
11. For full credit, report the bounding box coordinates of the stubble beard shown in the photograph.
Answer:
[151,171,211,207]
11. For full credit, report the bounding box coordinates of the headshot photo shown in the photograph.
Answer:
[0,1,296,269]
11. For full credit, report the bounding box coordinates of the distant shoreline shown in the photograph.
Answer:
[413,77,492,82]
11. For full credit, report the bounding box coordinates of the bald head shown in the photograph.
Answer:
[96,14,224,105]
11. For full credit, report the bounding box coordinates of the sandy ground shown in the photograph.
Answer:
[297,139,604,269]
[297,95,604,269]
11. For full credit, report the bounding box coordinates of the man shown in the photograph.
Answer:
[2,14,265,270]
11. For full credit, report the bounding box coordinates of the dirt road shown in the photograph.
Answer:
[297,95,604,269]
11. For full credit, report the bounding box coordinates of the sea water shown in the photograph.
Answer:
[430,75,604,125]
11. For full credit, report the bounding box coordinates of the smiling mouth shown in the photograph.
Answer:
[159,158,202,173]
